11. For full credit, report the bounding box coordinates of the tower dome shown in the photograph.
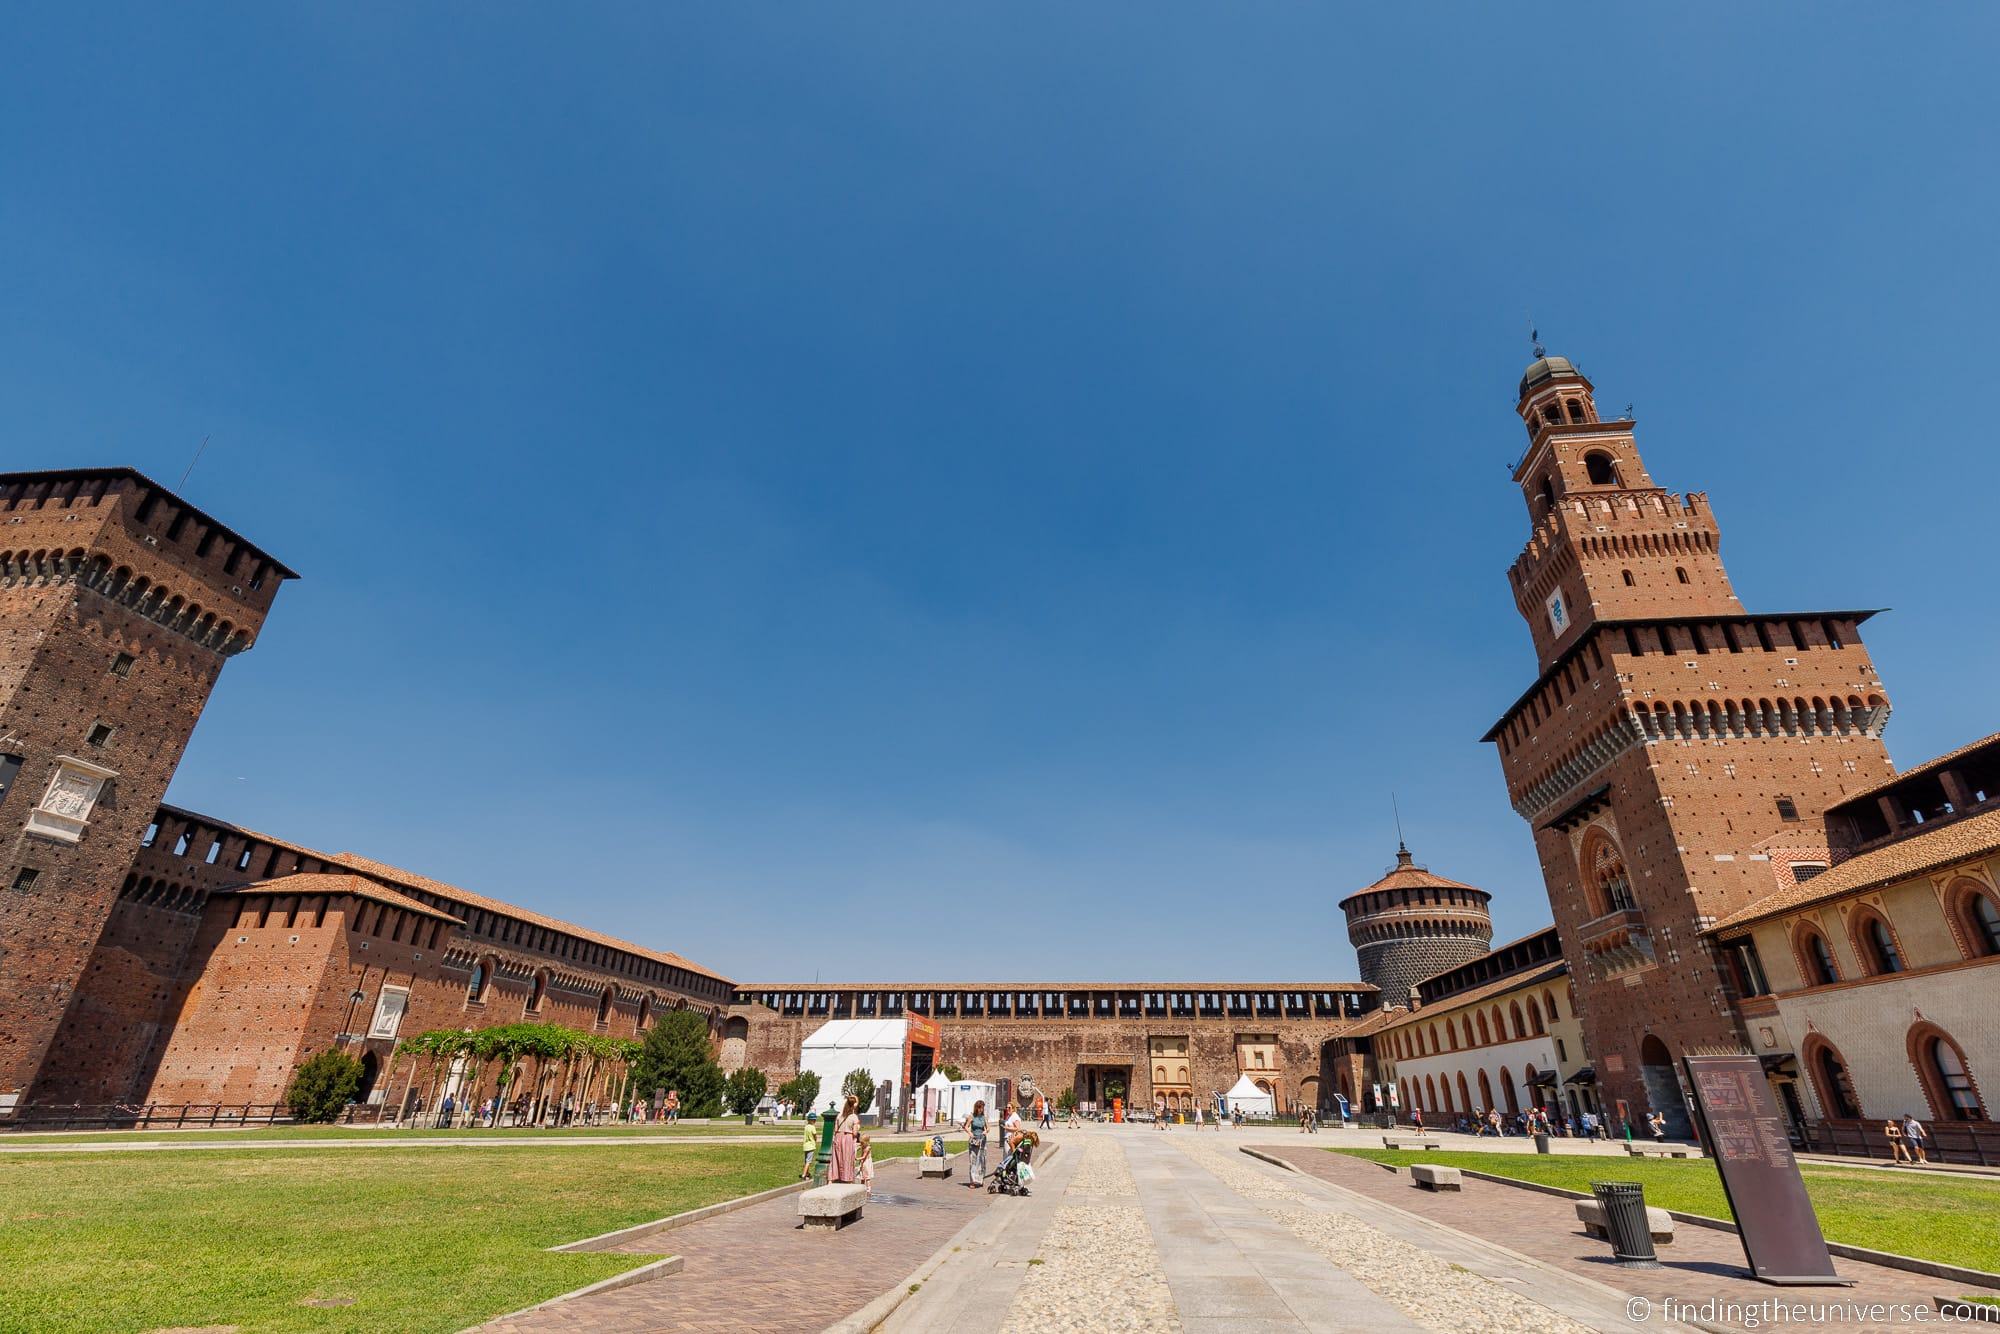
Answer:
[1340,845,1495,1008]
[1518,354,1583,397]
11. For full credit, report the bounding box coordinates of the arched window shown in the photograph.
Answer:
[596,986,615,1026]
[1949,880,2000,958]
[526,969,549,1015]
[1676,567,1690,584]
[1580,828,1637,915]
[1795,925,1840,986]
[1910,1026,1985,1122]
[1566,399,1585,424]
[1425,1074,1439,1111]
[1456,1071,1471,1112]
[1542,404,1560,425]
[466,960,486,1001]
[1544,989,1560,1022]
[1537,477,1555,515]
[1852,910,1903,975]
[1477,1069,1495,1110]
[1806,1038,1860,1119]
[1500,1068,1519,1115]
[1526,997,1545,1035]
[1476,1013,1491,1045]
[1622,569,1635,586]
[636,995,652,1030]
[1584,451,1618,485]
[1509,1002,1525,1040]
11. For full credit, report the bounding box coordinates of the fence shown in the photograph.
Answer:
[1,1103,296,1132]
[1800,1118,2000,1166]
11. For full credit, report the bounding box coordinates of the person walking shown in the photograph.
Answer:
[1902,1113,1930,1165]
[1647,1110,1667,1144]
[856,1134,876,1196]
[1884,1117,1909,1164]
[1193,1103,1205,1131]
[831,1095,862,1183]
[1412,1107,1424,1134]
[664,1089,681,1126]
[801,1115,820,1179]
[962,1099,989,1188]
[1040,1097,1053,1131]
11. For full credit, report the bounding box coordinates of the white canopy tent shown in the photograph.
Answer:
[797,1018,912,1123]
[1223,1074,1276,1119]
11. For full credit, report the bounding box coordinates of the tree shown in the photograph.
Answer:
[776,1070,822,1116]
[725,1067,768,1116]
[937,1063,964,1082]
[1055,1088,1077,1113]
[287,1049,364,1123]
[843,1067,879,1108]
[629,1009,725,1117]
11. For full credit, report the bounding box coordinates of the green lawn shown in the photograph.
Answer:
[1334,1148,2000,1275]
[0,1140,946,1333]
[0,1122,801,1146]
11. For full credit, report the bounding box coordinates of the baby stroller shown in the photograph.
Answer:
[989,1131,1037,1196]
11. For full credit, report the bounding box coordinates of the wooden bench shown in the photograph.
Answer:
[1381,1136,1442,1151]
[798,1183,868,1231]
[1410,1164,1462,1192]
[1574,1198,1675,1244]
[1625,1144,1692,1158]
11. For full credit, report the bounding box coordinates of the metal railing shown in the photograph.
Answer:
[2,1103,297,1132]
[1799,1118,1999,1167]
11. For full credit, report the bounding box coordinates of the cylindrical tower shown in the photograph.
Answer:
[1341,844,1494,1008]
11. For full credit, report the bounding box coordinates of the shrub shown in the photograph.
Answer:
[725,1067,768,1116]
[777,1071,822,1115]
[286,1049,364,1123]
[843,1067,880,1108]
[937,1063,964,1082]
[1055,1088,1077,1113]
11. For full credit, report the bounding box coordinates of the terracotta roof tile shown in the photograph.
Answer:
[1832,730,2000,811]
[213,873,463,923]
[1338,847,1491,908]
[1708,805,2000,935]
[1379,961,1569,1028]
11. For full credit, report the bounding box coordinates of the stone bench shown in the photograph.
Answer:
[1382,1136,1441,1150]
[798,1183,868,1230]
[917,1154,954,1178]
[1573,1198,1675,1245]
[1626,1144,1692,1158]
[1410,1164,1462,1192]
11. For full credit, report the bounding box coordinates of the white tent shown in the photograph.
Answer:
[1223,1074,1276,1119]
[797,1019,911,1123]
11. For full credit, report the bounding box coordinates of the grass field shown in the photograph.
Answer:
[0,1122,803,1146]
[1335,1148,2000,1274]
[0,1139,950,1333]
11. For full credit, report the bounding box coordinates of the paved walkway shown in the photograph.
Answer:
[1274,1145,1993,1332]
[489,1154,992,1333]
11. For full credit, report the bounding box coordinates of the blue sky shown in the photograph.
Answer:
[4,6,1996,982]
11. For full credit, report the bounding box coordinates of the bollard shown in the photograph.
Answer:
[1590,1181,1661,1268]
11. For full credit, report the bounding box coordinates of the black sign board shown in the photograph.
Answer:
[1681,1054,1852,1286]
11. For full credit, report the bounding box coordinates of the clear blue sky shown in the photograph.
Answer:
[4,7,1995,983]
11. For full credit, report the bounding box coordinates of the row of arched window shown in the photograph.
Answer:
[1792,880,2000,987]
[1808,1024,1987,1123]
[465,953,693,1031]
[1400,1063,1545,1118]
[1386,986,1565,1061]
[0,548,251,653]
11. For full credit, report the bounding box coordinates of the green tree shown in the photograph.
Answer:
[843,1067,879,1108]
[725,1067,768,1115]
[1055,1088,1077,1113]
[286,1049,364,1123]
[776,1070,822,1115]
[937,1063,964,1082]
[629,1010,725,1117]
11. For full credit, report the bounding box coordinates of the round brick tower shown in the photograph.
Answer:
[1341,844,1494,1008]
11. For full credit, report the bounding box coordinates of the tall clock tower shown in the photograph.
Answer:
[1484,354,1895,1130]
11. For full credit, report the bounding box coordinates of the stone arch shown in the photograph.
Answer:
[1847,905,1906,976]
[1908,1022,1986,1123]
[1500,1067,1519,1115]
[1792,920,1841,986]
[1526,996,1545,1035]
[1802,1033,1860,1120]
[1477,1069,1495,1112]
[1455,1071,1471,1114]
[1578,826,1635,916]
[1945,877,2000,959]
[1639,1034,1691,1136]
[1425,1074,1440,1112]
[1476,1012,1491,1045]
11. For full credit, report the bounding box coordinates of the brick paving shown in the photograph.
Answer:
[1271,1146,1993,1332]
[490,1156,991,1332]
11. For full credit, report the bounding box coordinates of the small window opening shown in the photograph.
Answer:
[1776,797,1800,822]
[1622,569,1635,586]
[111,652,135,677]
[1676,567,1691,584]
[204,839,223,865]
[12,867,40,891]
[87,723,114,748]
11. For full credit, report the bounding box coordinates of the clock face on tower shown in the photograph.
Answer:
[1546,590,1568,634]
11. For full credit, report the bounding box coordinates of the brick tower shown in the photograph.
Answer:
[1483,354,1894,1131]
[1341,844,1494,1008]
[0,470,292,1116]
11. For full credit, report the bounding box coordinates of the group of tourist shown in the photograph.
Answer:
[959,1098,1036,1188]
[1884,1113,1931,1164]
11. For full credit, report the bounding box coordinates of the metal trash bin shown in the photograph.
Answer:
[1590,1181,1660,1267]
[1534,1132,1551,1154]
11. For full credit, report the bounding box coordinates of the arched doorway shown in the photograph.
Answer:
[357,1050,381,1107]
[1499,1067,1519,1116]
[1476,1069,1494,1113]
[1639,1034,1691,1136]
[719,1015,750,1072]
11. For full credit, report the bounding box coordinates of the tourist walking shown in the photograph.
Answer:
[963,1099,989,1188]
[1193,1103,1205,1130]
[1884,1117,1909,1163]
[801,1116,820,1179]
[1902,1113,1930,1164]
[831,1095,862,1183]
[857,1134,876,1196]
[1412,1107,1424,1133]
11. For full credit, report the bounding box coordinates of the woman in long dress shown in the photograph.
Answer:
[831,1095,862,1183]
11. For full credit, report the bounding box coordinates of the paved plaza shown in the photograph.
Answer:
[470,1122,1997,1332]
